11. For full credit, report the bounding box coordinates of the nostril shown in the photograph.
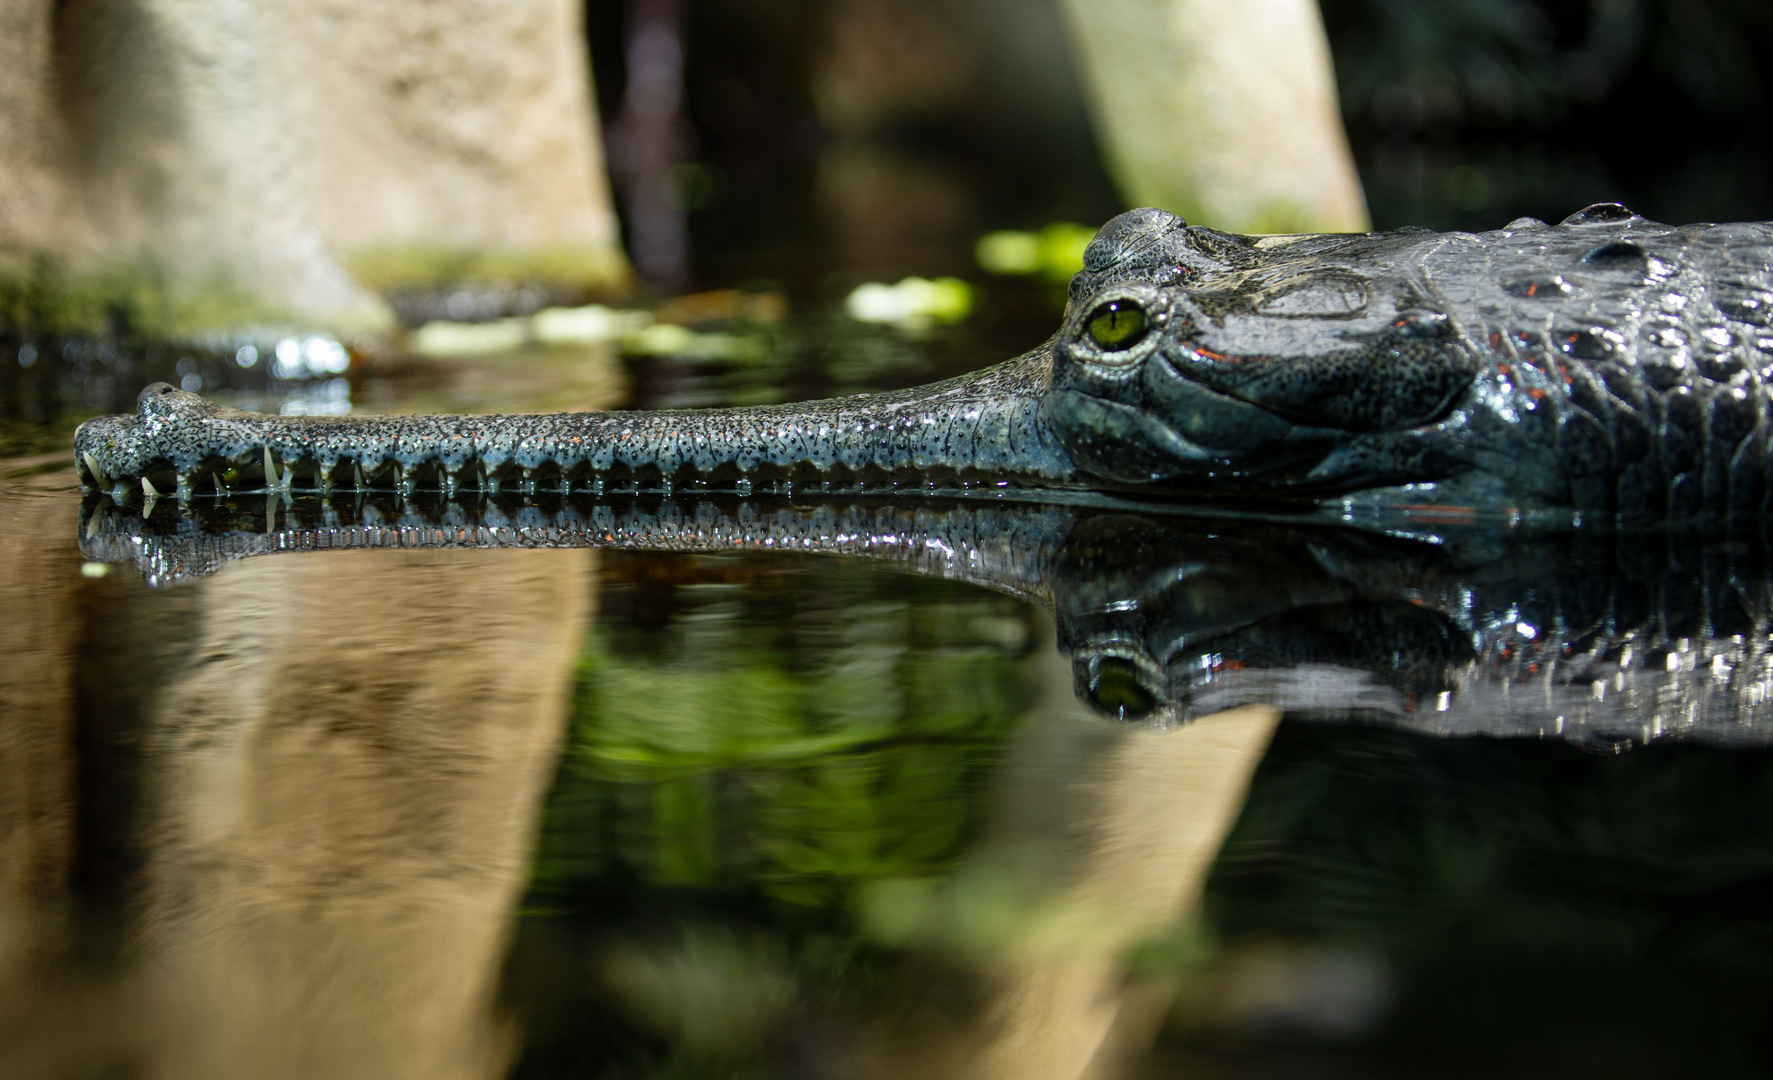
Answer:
[137,382,178,409]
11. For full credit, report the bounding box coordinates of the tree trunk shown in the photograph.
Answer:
[0,0,627,329]
[1058,0,1369,234]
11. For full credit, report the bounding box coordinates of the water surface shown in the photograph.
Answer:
[5,331,1773,1079]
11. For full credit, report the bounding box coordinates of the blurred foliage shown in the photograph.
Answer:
[974,221,1095,283]
[619,303,1026,411]
[509,556,1037,1077]
[531,555,1037,909]
[1323,0,1773,228]
[622,322,771,362]
[1193,721,1773,1075]
[843,276,973,332]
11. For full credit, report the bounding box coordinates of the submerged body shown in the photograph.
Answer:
[75,204,1773,522]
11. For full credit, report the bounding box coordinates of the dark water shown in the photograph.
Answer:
[7,330,1773,1080]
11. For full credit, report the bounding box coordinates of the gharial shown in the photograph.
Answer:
[73,203,1773,524]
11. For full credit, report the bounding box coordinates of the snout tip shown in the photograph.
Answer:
[73,412,139,488]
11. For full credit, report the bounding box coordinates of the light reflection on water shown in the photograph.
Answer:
[7,341,1773,1078]
[0,471,1273,1079]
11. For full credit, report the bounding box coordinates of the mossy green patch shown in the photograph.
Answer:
[0,250,290,337]
[346,243,632,294]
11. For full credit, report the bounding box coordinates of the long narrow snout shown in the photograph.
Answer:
[75,348,1083,500]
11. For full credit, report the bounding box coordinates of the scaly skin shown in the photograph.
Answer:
[74,347,1077,502]
[75,203,1773,522]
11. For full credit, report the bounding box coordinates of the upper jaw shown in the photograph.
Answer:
[76,384,275,491]
[74,347,1088,498]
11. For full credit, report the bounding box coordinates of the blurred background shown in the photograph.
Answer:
[592,0,1773,294]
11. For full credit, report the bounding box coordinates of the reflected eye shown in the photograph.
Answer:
[1086,657,1158,720]
[1085,300,1149,352]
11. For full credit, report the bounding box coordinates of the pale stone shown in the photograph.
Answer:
[0,0,625,329]
[1058,0,1370,234]
[271,0,625,277]
[0,2,79,255]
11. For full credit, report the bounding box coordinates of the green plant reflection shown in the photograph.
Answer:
[532,556,1037,908]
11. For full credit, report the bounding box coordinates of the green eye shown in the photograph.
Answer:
[1085,300,1149,351]
[1088,657,1158,720]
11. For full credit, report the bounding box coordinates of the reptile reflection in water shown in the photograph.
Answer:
[82,490,1773,748]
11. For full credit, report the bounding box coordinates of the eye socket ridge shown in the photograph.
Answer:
[1084,298,1150,352]
[1073,650,1168,723]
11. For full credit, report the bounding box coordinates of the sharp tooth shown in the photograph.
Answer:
[263,447,280,490]
[82,452,107,487]
[213,472,228,496]
[354,462,366,489]
[141,476,161,498]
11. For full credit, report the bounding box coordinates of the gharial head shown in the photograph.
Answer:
[72,205,1535,508]
[1041,208,1480,492]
